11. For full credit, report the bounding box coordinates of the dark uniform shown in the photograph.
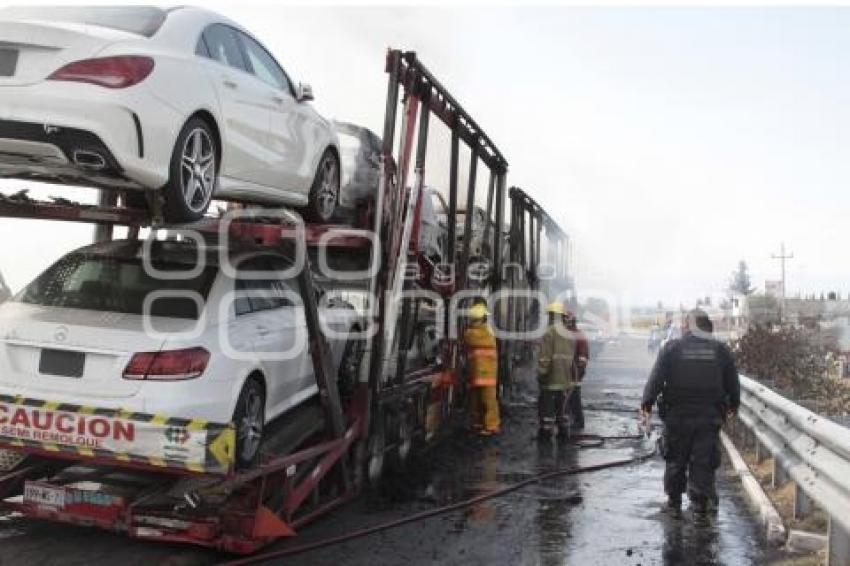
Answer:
[567,323,589,429]
[641,326,740,509]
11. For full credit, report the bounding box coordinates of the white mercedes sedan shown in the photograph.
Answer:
[0,6,341,222]
[0,239,364,468]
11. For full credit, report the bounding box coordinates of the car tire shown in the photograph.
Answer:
[304,150,339,223]
[233,378,265,470]
[162,117,218,223]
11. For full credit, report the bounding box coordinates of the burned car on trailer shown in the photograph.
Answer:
[334,121,382,223]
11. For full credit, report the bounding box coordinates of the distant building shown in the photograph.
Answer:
[765,280,782,298]
[724,292,749,339]
[784,297,850,328]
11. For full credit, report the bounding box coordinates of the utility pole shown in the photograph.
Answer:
[771,242,793,324]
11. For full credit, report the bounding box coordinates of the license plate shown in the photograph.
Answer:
[0,48,18,77]
[24,482,65,509]
[39,348,85,378]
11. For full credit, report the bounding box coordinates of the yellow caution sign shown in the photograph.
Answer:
[0,394,235,475]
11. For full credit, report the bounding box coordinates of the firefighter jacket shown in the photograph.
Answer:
[464,323,498,387]
[538,324,576,391]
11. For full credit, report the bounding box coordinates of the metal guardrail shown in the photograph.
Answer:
[736,374,850,565]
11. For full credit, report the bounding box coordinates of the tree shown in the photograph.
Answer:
[736,326,827,398]
[736,326,850,412]
[729,260,754,296]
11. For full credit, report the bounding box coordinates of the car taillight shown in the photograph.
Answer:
[123,347,210,381]
[48,56,154,89]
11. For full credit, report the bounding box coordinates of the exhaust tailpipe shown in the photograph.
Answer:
[72,150,107,171]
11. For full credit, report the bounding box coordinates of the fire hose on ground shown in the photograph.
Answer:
[222,427,658,566]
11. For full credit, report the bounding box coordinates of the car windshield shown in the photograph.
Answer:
[0,6,168,37]
[17,253,217,319]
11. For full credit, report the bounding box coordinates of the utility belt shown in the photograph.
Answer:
[659,399,727,424]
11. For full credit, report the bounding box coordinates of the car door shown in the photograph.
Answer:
[196,24,274,186]
[237,31,317,192]
[235,256,308,418]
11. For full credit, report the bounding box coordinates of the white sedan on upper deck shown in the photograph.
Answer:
[0,6,341,222]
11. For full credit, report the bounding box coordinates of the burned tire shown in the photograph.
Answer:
[353,429,385,490]
[233,378,265,470]
[162,117,218,223]
[304,150,339,223]
[366,426,386,486]
[338,333,364,411]
[393,412,414,469]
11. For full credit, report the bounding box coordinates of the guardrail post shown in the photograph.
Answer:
[734,419,746,445]
[793,482,813,520]
[771,458,788,488]
[739,424,753,450]
[828,515,850,566]
[755,439,767,464]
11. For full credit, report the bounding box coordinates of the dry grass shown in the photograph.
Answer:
[765,553,826,566]
[737,447,829,534]
[727,435,830,564]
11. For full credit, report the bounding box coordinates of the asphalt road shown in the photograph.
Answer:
[0,336,781,565]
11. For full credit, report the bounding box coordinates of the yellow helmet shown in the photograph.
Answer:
[469,304,489,321]
[546,302,565,315]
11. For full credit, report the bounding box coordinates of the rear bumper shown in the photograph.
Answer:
[0,119,143,190]
[0,380,234,424]
[0,82,182,189]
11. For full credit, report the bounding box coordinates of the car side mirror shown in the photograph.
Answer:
[296,82,314,102]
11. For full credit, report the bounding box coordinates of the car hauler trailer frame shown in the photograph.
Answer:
[501,187,573,390]
[0,48,572,554]
[0,206,370,553]
[354,49,515,482]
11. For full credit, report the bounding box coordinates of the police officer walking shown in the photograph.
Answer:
[640,308,740,516]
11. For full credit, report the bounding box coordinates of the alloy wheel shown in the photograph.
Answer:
[180,128,216,214]
[316,154,339,220]
[237,389,264,463]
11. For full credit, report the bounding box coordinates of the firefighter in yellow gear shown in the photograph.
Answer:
[538,301,577,438]
[464,303,501,435]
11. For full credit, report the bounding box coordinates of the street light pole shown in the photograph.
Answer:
[771,242,794,325]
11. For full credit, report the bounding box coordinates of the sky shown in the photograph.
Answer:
[1,3,850,309]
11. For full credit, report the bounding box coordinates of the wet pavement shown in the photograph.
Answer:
[0,337,782,565]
